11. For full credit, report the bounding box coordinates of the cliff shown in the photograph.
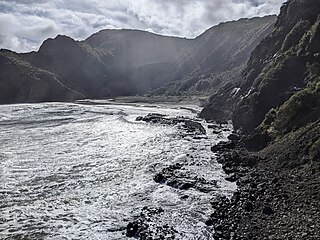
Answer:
[202,0,320,136]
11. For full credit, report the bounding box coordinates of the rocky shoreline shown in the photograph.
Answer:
[136,113,206,135]
[126,116,320,239]
[207,131,320,239]
[125,115,232,239]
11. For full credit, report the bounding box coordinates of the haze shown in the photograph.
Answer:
[0,0,285,52]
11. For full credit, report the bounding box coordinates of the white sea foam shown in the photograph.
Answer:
[0,102,236,239]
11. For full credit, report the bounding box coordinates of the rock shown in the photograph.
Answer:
[166,179,179,188]
[225,173,239,182]
[126,222,139,237]
[154,173,166,183]
[212,130,221,134]
[140,114,206,135]
[228,133,241,141]
[244,201,254,211]
[179,181,195,190]
[262,206,274,215]
[244,132,271,151]
[136,116,143,121]
[154,162,218,193]
[214,224,223,231]
[205,219,213,226]
[181,195,189,200]
[126,207,177,238]
[211,141,236,152]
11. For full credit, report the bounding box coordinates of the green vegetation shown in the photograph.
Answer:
[158,16,276,96]
[0,50,58,81]
[261,78,320,138]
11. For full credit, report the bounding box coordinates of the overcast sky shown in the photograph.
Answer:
[0,0,286,52]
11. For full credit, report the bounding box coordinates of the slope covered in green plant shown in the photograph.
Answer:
[232,0,320,133]
[156,16,276,96]
[202,0,320,135]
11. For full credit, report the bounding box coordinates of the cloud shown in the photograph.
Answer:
[0,0,286,52]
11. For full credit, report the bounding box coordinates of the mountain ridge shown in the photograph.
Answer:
[157,15,276,96]
[0,15,276,104]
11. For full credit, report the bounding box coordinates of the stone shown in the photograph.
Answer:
[262,206,274,215]
[228,133,241,141]
[244,201,254,211]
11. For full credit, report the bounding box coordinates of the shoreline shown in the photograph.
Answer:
[125,114,236,239]
[112,95,208,106]
[0,95,208,108]
[125,114,320,239]
[207,131,320,239]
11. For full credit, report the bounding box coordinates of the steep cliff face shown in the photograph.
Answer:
[0,50,83,104]
[202,3,319,238]
[231,0,320,133]
[201,0,320,131]
[155,16,276,95]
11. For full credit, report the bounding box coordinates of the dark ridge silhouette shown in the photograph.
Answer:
[0,16,276,104]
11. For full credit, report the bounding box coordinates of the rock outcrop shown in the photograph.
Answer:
[202,0,320,134]
[232,0,320,133]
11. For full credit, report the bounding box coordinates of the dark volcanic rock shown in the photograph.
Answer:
[262,206,274,215]
[244,132,271,151]
[227,133,241,141]
[211,141,238,152]
[207,124,320,239]
[154,161,218,193]
[138,113,206,135]
[126,207,178,239]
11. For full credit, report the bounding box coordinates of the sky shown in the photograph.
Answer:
[0,0,286,52]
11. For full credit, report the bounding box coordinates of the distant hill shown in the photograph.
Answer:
[0,16,276,104]
[0,50,83,104]
[155,15,276,96]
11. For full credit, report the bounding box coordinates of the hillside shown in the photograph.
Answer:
[0,50,83,103]
[156,15,276,96]
[201,0,320,238]
[0,16,275,104]
[201,0,320,168]
[201,0,320,132]
[232,0,320,134]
